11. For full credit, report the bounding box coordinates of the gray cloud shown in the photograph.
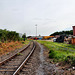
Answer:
[0,0,74,36]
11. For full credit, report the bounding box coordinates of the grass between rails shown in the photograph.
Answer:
[0,40,29,56]
[37,40,75,66]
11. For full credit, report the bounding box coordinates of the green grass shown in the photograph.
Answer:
[37,40,75,65]
[21,40,30,45]
[17,53,23,56]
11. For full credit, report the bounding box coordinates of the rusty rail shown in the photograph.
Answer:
[0,42,30,66]
[13,41,35,75]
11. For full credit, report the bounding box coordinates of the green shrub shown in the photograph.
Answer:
[70,56,75,66]
[17,53,23,56]
[49,50,55,58]
[21,41,25,44]
[64,56,75,66]
[9,45,13,47]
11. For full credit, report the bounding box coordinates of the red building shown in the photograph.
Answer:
[73,26,75,36]
[72,26,75,44]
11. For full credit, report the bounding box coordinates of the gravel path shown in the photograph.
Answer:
[36,42,58,75]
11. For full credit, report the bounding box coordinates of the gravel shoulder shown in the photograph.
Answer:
[36,42,57,75]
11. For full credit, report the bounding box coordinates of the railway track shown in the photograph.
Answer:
[0,41,35,75]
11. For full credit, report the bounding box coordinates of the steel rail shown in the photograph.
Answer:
[13,41,35,75]
[0,42,31,66]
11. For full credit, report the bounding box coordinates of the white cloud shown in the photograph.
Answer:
[0,0,74,36]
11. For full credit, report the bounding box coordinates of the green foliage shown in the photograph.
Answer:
[64,56,75,66]
[19,38,24,41]
[38,40,75,65]
[21,40,29,45]
[21,41,25,44]
[0,29,21,42]
[22,33,26,41]
[9,45,14,47]
[49,50,55,58]
[50,30,73,36]
[17,53,23,56]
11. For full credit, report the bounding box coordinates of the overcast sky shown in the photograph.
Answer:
[0,0,75,36]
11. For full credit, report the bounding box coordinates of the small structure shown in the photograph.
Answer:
[72,26,75,44]
[73,26,75,36]
[64,35,72,44]
[72,36,75,44]
[55,35,60,38]
[37,36,43,40]
[43,36,54,40]
[27,36,54,40]
[55,35,65,43]
[27,36,43,40]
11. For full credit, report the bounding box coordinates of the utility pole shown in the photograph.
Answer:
[35,24,37,38]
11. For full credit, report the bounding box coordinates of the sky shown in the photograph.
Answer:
[0,0,75,36]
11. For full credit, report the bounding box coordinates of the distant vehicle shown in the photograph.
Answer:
[55,35,65,43]
[53,38,56,42]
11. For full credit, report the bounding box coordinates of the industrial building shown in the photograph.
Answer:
[72,26,75,44]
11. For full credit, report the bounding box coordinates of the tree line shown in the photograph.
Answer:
[0,29,26,42]
[50,30,73,36]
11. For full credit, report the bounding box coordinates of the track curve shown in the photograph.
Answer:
[0,41,35,75]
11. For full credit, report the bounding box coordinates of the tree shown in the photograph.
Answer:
[0,29,21,42]
[22,33,26,41]
[50,30,73,36]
